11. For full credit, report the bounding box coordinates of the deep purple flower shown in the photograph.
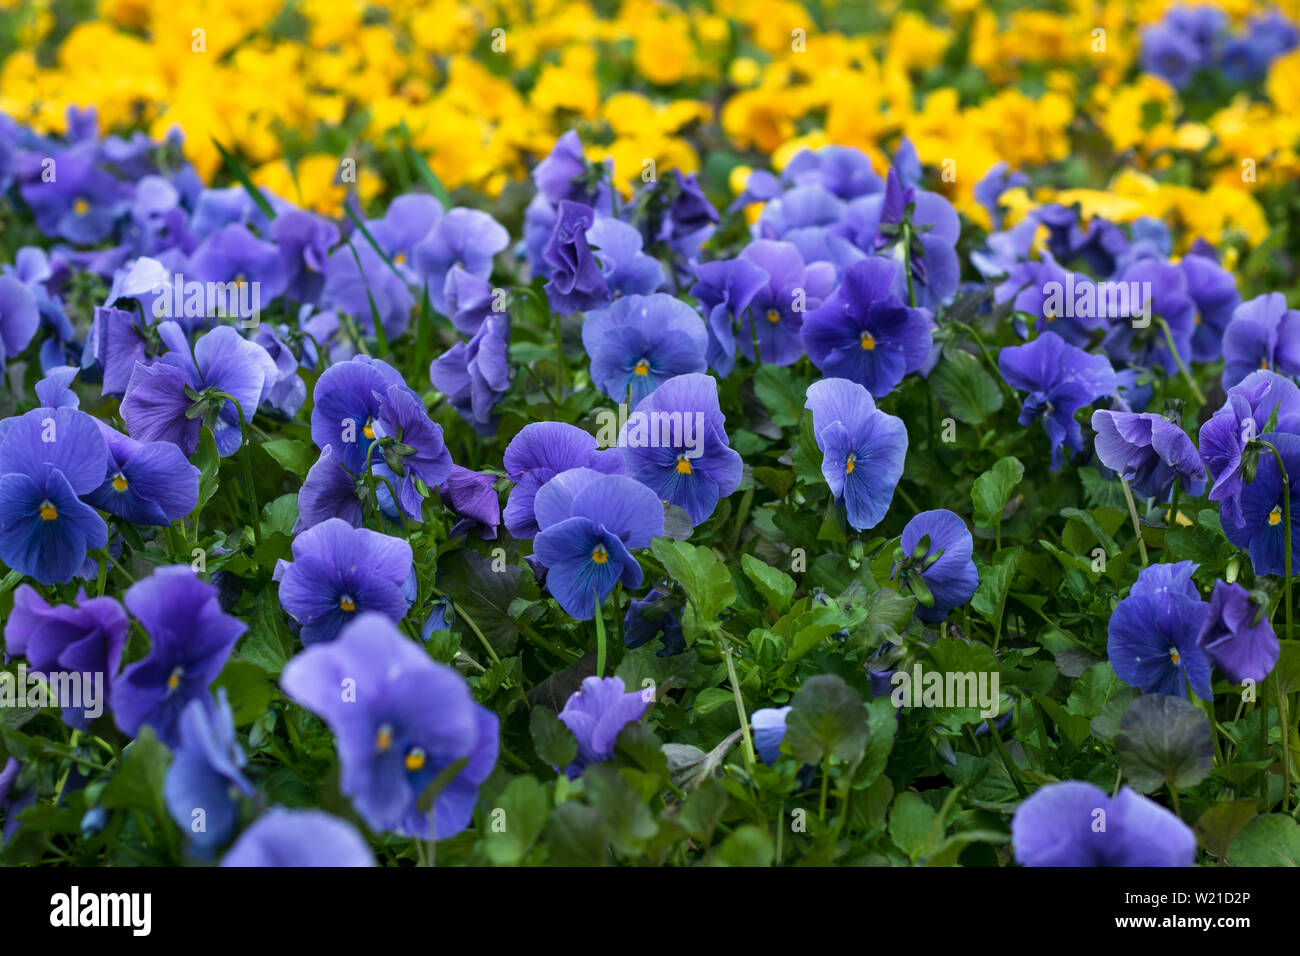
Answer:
[542,200,608,314]
[271,208,340,304]
[89,304,150,396]
[0,757,36,846]
[413,208,509,314]
[112,567,245,747]
[0,274,40,373]
[619,372,742,526]
[440,465,501,539]
[581,293,708,406]
[222,809,374,867]
[280,613,499,839]
[273,518,413,645]
[309,355,410,474]
[429,313,510,434]
[732,240,834,367]
[999,332,1118,471]
[1222,432,1300,577]
[164,689,254,855]
[250,326,307,419]
[85,422,199,526]
[0,407,109,584]
[893,509,979,622]
[623,587,684,656]
[502,421,623,538]
[532,472,664,619]
[1013,782,1195,866]
[1198,371,1300,527]
[692,256,771,376]
[557,676,652,779]
[4,585,127,729]
[371,385,453,521]
[187,223,289,307]
[120,323,277,456]
[533,130,611,208]
[321,240,414,341]
[1182,254,1241,362]
[1108,561,1212,699]
[294,444,364,533]
[188,186,274,241]
[802,257,934,399]
[1142,23,1204,88]
[1221,293,1300,389]
[443,266,498,336]
[974,162,1028,231]
[1092,410,1205,500]
[804,378,908,531]
[1011,254,1107,347]
[1101,259,1196,375]
[587,216,663,298]
[20,145,124,244]
[1197,580,1279,685]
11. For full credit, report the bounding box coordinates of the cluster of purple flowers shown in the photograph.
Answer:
[1142,6,1299,87]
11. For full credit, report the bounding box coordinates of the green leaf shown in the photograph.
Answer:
[582,765,658,855]
[677,777,729,842]
[784,674,870,764]
[238,588,295,677]
[971,456,1024,528]
[1065,662,1124,719]
[1226,814,1300,866]
[741,554,796,613]
[930,349,1002,425]
[650,538,735,624]
[191,427,220,514]
[545,802,609,866]
[402,122,452,209]
[482,776,550,865]
[259,493,299,539]
[1115,694,1214,794]
[890,791,938,863]
[260,438,317,479]
[714,824,774,866]
[1268,641,1300,697]
[439,548,533,654]
[102,727,171,812]
[1194,800,1258,859]
[529,706,578,770]
[213,660,275,728]
[753,364,808,428]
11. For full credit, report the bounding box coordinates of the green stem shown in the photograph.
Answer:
[1168,477,1181,531]
[1167,781,1182,819]
[900,222,917,308]
[218,394,261,547]
[989,723,1027,797]
[1120,479,1148,566]
[1156,317,1205,405]
[452,600,501,666]
[594,586,607,679]
[719,634,757,772]
[819,754,830,824]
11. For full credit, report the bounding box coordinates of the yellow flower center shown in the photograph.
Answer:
[1170,650,1181,665]
[1261,358,1270,370]
[39,500,58,521]
[860,332,876,351]
[395,252,407,265]
[1194,313,1202,326]
[363,420,375,440]
[405,748,426,772]
[1270,506,1283,526]
[676,455,692,474]
[845,453,856,475]
[73,198,89,216]
[766,308,781,324]
[234,273,247,288]
[1044,313,1055,322]
[112,473,129,492]
[375,725,393,753]
[167,666,183,692]
[633,359,650,376]
[340,595,356,611]
[591,544,609,564]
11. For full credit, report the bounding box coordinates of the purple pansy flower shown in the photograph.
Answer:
[619,372,742,526]
[280,613,499,839]
[734,240,835,367]
[163,690,254,855]
[0,274,40,373]
[692,255,771,376]
[1198,371,1300,528]
[1141,23,1205,88]
[413,207,509,314]
[309,355,411,474]
[294,444,364,533]
[532,472,664,620]
[0,407,109,585]
[271,208,340,304]
[1197,580,1279,686]
[752,706,792,765]
[1222,432,1300,577]
[804,378,909,531]
[4,585,127,729]
[20,145,124,244]
[893,509,980,622]
[440,465,501,540]
[801,257,935,398]
[623,587,684,656]
[581,293,708,407]
[998,332,1118,471]
[85,422,199,526]
[273,518,413,645]
[187,223,289,308]
[222,809,374,867]
[370,385,453,522]
[1013,782,1195,866]
[1221,293,1300,389]
[1108,561,1212,699]
[542,200,609,314]
[429,313,510,435]
[112,567,245,747]
[973,162,1028,231]
[1091,410,1205,500]
[502,421,623,539]
[321,240,415,341]
[1101,259,1195,375]
[1181,254,1241,363]
[557,676,652,779]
